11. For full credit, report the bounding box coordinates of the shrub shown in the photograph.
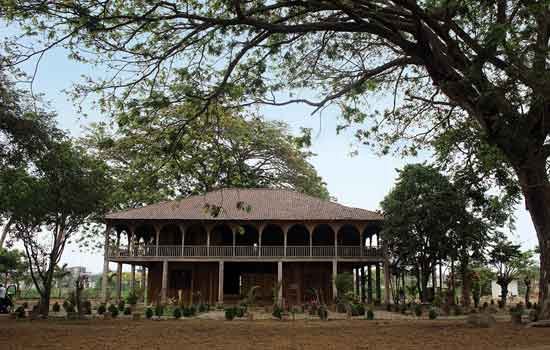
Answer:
[399,304,408,314]
[366,308,374,320]
[52,302,60,313]
[62,300,71,312]
[432,294,442,308]
[182,307,194,317]
[154,304,164,317]
[126,292,138,306]
[15,306,26,318]
[83,300,92,315]
[145,308,153,319]
[118,300,125,312]
[235,306,245,318]
[108,304,119,318]
[65,302,75,313]
[429,308,438,320]
[482,302,489,310]
[225,308,236,320]
[414,304,422,317]
[453,305,463,316]
[173,308,182,319]
[124,307,132,315]
[272,305,283,320]
[318,305,328,320]
[526,301,533,309]
[198,303,209,313]
[97,304,106,315]
[351,303,365,316]
[22,302,28,309]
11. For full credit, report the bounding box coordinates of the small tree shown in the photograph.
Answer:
[489,233,534,307]
[9,139,110,316]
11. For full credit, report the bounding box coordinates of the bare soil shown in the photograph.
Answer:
[1,318,549,350]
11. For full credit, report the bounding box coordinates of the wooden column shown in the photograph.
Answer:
[283,226,288,257]
[207,226,211,257]
[332,260,338,301]
[155,225,161,257]
[218,261,224,305]
[375,263,381,304]
[360,266,366,303]
[367,264,373,304]
[355,268,360,297]
[101,224,111,302]
[161,260,168,304]
[142,267,147,304]
[116,262,123,302]
[130,264,136,294]
[277,261,283,306]
[179,224,185,256]
[258,225,263,257]
[232,227,236,256]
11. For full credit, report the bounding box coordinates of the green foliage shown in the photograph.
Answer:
[52,302,60,313]
[145,307,153,319]
[334,273,354,300]
[117,300,125,312]
[272,305,283,320]
[123,306,132,315]
[429,308,438,320]
[173,308,182,319]
[154,304,164,317]
[318,305,329,321]
[81,110,329,212]
[366,307,374,320]
[126,292,138,306]
[97,304,106,315]
[413,304,423,317]
[225,307,236,321]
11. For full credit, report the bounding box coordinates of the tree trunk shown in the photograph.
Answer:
[450,260,456,305]
[460,259,471,307]
[499,282,508,307]
[0,217,12,249]
[39,287,51,316]
[516,162,550,319]
[525,279,531,306]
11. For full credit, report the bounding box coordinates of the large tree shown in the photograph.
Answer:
[5,138,111,315]
[381,164,467,302]
[4,0,550,316]
[81,105,329,210]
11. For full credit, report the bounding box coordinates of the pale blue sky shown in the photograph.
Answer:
[14,46,538,273]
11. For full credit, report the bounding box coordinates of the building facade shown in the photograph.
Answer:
[102,188,389,306]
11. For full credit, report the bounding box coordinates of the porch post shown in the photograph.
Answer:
[101,223,111,302]
[258,224,264,257]
[277,261,283,306]
[155,225,160,257]
[376,263,381,304]
[161,260,168,304]
[332,260,338,302]
[142,267,147,304]
[179,224,185,257]
[130,264,136,294]
[218,261,224,305]
[367,264,373,304]
[116,262,123,302]
[283,226,288,257]
[360,266,366,303]
[207,226,211,257]
[360,231,364,257]
[309,228,313,257]
[232,227,236,256]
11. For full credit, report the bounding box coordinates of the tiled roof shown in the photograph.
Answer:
[105,188,383,222]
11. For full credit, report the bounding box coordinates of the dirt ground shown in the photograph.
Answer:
[1,318,549,350]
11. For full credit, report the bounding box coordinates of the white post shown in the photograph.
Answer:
[101,224,111,302]
[283,227,288,257]
[218,261,224,305]
[258,225,263,257]
[277,261,283,306]
[142,267,148,305]
[207,227,211,256]
[232,227,236,256]
[161,260,168,304]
